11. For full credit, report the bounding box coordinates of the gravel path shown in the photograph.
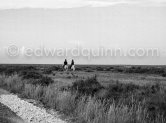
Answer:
[0,102,25,123]
[0,94,67,123]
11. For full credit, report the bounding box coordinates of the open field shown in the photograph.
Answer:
[0,64,166,123]
[1,64,166,86]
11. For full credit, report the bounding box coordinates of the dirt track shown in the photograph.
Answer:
[0,89,66,123]
[0,89,25,123]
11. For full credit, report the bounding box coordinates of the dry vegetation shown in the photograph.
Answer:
[0,64,166,123]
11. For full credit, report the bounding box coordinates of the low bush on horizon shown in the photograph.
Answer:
[43,66,62,74]
[0,65,37,75]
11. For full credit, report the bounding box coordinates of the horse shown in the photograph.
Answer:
[63,65,68,71]
[63,64,75,72]
[70,65,75,71]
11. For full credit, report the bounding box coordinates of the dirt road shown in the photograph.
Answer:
[0,88,66,123]
[0,89,25,123]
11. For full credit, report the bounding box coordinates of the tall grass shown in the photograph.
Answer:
[0,74,165,123]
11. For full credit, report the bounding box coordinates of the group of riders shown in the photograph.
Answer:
[63,59,75,71]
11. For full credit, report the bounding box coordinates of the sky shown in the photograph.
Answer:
[0,0,166,9]
[0,0,166,65]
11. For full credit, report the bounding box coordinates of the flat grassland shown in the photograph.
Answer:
[0,64,166,123]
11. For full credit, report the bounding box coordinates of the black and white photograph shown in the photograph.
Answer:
[0,0,166,123]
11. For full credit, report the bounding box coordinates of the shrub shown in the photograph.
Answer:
[30,76,54,86]
[0,75,25,93]
[0,65,37,75]
[0,74,7,86]
[43,69,53,74]
[96,67,104,71]
[76,97,106,123]
[85,69,94,72]
[42,84,59,108]
[104,82,140,100]
[40,76,54,86]
[33,85,45,100]
[162,73,166,77]
[23,84,36,98]
[56,92,77,115]
[20,70,43,80]
[0,67,6,74]
[71,76,103,96]
[4,68,17,75]
[146,92,166,118]
[52,66,62,71]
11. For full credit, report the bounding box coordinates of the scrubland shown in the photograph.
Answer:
[0,64,166,123]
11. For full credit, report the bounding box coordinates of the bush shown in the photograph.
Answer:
[56,92,77,115]
[4,68,17,75]
[20,70,43,79]
[42,85,59,108]
[96,67,104,71]
[162,73,166,77]
[0,75,25,93]
[146,92,166,118]
[43,69,53,74]
[103,82,140,101]
[0,67,6,74]
[0,65,37,75]
[85,69,94,72]
[30,76,54,86]
[71,76,103,96]
[124,66,165,75]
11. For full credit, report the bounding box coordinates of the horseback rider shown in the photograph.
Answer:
[70,59,75,71]
[63,59,68,68]
[70,59,74,68]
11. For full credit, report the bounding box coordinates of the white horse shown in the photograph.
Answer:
[70,65,75,71]
[63,65,68,71]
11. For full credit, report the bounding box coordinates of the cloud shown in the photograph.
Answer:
[0,0,165,9]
